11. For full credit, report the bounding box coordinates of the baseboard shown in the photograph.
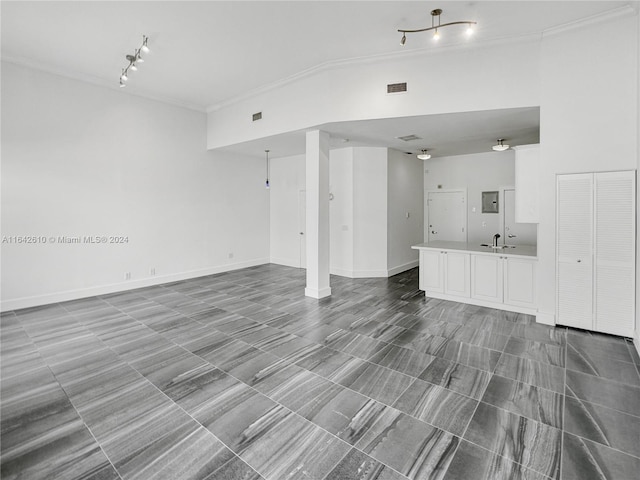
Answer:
[422,291,537,316]
[329,267,388,278]
[304,286,332,299]
[270,257,301,268]
[0,257,270,312]
[387,260,419,277]
[535,310,556,326]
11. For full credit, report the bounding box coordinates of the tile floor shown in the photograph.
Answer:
[1,265,639,480]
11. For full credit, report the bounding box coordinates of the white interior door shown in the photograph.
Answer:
[298,190,306,269]
[556,173,593,330]
[427,191,466,242]
[504,189,537,245]
[594,171,635,336]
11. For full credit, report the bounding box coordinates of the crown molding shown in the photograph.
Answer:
[2,55,207,113]
[542,4,637,38]
[206,31,541,113]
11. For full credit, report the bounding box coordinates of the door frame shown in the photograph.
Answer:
[498,185,514,241]
[424,188,468,243]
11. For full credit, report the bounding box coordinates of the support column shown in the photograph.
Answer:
[305,130,331,298]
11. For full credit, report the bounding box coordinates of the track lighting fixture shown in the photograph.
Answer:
[398,8,476,46]
[265,150,270,189]
[417,149,431,160]
[492,139,510,152]
[118,35,150,87]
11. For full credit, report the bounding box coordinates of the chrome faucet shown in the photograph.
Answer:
[493,233,501,247]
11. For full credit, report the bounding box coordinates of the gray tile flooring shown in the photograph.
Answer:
[2,264,640,480]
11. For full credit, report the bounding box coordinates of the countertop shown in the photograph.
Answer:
[412,241,537,258]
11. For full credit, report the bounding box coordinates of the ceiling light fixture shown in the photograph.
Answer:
[398,8,476,46]
[492,139,510,151]
[265,150,270,189]
[417,149,431,160]
[118,35,150,87]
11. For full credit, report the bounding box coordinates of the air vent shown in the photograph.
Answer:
[387,82,407,94]
[396,134,422,142]
[252,112,262,121]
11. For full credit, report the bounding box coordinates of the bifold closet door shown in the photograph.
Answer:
[557,173,593,330]
[594,171,636,337]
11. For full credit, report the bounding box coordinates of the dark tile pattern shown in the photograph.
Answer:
[2,264,639,480]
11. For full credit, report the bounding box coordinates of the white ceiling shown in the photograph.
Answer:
[1,1,632,157]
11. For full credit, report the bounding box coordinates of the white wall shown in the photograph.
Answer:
[538,14,639,325]
[329,148,354,275]
[353,147,388,276]
[388,149,424,275]
[208,40,540,149]
[423,151,517,244]
[1,62,270,310]
[270,146,394,278]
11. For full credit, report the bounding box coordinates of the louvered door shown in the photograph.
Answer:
[557,174,593,330]
[556,171,636,336]
[594,171,636,336]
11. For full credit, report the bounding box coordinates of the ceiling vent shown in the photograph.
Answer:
[387,82,408,94]
[252,112,262,121]
[396,134,422,142]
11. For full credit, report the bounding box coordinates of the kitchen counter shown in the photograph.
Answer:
[412,241,537,258]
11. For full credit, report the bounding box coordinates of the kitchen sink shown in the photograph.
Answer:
[480,244,516,249]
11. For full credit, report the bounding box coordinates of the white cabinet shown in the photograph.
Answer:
[505,257,537,308]
[444,252,470,298]
[419,249,443,293]
[419,250,469,298]
[471,255,536,308]
[514,144,540,223]
[557,171,636,337]
[471,255,503,303]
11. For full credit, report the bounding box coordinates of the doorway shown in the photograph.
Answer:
[298,190,306,268]
[425,190,467,242]
[501,188,537,245]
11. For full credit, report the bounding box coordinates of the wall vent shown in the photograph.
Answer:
[396,134,422,142]
[387,82,407,94]
[252,112,262,121]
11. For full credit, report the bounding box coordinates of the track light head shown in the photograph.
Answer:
[397,8,476,45]
[119,36,150,87]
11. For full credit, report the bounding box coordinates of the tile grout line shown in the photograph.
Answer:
[101,285,453,479]
[560,325,568,480]
[57,303,269,480]
[14,309,126,480]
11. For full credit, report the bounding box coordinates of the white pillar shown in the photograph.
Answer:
[305,130,331,298]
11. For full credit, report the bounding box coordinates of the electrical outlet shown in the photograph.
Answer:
[150,268,156,276]
[124,272,131,280]
[228,252,234,259]
[482,222,487,228]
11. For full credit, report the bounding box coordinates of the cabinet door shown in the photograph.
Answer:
[594,171,636,337]
[420,250,444,293]
[504,257,536,308]
[471,255,503,302]
[444,252,470,297]
[556,173,593,330]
